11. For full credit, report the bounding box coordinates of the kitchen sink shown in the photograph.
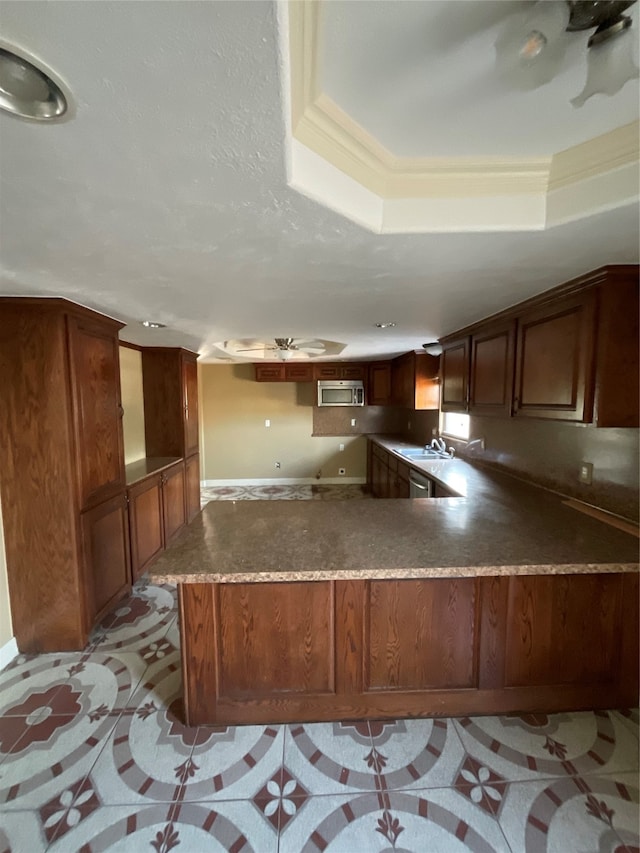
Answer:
[395,447,452,460]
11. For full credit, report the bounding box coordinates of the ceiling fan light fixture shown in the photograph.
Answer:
[422,342,443,356]
[495,1,570,89]
[571,20,639,106]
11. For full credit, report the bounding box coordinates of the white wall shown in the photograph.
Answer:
[0,495,14,654]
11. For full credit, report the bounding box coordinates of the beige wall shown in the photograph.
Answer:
[120,346,146,464]
[200,364,366,481]
[0,495,12,648]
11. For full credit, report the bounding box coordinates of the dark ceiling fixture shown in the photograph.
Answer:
[495,0,639,106]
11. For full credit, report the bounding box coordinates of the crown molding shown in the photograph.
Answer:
[548,121,640,191]
[287,0,639,211]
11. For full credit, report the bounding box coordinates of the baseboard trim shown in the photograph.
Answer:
[0,636,18,671]
[201,477,367,486]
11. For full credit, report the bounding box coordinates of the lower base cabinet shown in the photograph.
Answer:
[179,573,639,726]
[127,460,188,580]
[81,493,131,624]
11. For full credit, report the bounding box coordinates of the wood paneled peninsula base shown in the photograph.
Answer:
[149,491,639,727]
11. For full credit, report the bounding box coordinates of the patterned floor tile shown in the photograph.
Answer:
[454,711,640,784]
[43,800,278,852]
[497,771,639,853]
[88,582,177,653]
[0,810,48,853]
[367,717,467,793]
[278,789,512,852]
[0,652,145,810]
[613,709,640,742]
[283,722,381,795]
[182,724,285,803]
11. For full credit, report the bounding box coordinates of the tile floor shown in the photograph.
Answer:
[0,485,638,852]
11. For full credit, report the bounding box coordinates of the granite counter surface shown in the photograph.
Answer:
[149,448,639,583]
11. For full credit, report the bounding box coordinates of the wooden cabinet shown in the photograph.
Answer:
[391,351,439,410]
[440,265,638,426]
[514,290,595,421]
[81,493,131,618]
[368,362,391,405]
[0,298,130,652]
[185,453,202,522]
[179,571,638,725]
[255,363,285,381]
[313,363,366,380]
[128,474,164,579]
[162,462,187,545]
[469,320,515,417]
[390,461,411,498]
[127,460,187,579]
[183,353,199,457]
[68,316,126,508]
[255,362,366,382]
[142,347,200,511]
[440,338,470,413]
[285,363,313,381]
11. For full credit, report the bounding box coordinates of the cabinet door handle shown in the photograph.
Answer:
[117,404,124,418]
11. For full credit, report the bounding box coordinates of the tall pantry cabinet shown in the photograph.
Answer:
[141,348,201,523]
[0,299,130,653]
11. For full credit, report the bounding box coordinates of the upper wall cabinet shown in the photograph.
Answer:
[440,338,470,413]
[469,320,516,417]
[440,265,639,426]
[391,351,440,410]
[513,290,595,421]
[142,348,199,458]
[254,362,365,382]
[368,362,392,405]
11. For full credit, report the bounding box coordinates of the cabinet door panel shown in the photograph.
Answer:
[81,494,130,621]
[504,575,622,687]
[183,355,199,457]
[441,339,469,412]
[514,293,595,421]
[369,363,391,405]
[254,364,285,381]
[365,579,478,690]
[341,365,365,380]
[470,322,515,416]
[128,475,163,579]
[162,464,186,544]
[216,582,335,697]
[313,365,340,380]
[185,453,201,522]
[285,363,313,381]
[68,318,125,508]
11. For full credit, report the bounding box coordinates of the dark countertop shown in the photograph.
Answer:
[149,441,639,583]
[125,457,182,486]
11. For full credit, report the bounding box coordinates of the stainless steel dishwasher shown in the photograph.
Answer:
[409,469,435,498]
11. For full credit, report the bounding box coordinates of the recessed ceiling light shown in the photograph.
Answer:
[375,322,396,328]
[141,320,166,329]
[0,46,69,121]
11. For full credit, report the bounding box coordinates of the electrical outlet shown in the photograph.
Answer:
[579,462,593,485]
[339,443,344,451]
[338,467,346,476]
[265,419,270,428]
[351,418,356,427]
[275,461,281,469]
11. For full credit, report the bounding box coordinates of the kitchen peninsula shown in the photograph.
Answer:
[150,456,639,727]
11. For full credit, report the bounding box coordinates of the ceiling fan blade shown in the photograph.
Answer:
[235,346,276,352]
[298,347,326,353]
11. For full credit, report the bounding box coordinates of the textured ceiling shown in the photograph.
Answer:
[0,0,638,361]
[321,0,640,157]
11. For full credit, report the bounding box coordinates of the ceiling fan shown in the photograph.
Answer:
[233,338,328,359]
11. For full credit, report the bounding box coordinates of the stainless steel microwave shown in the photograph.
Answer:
[317,379,365,407]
